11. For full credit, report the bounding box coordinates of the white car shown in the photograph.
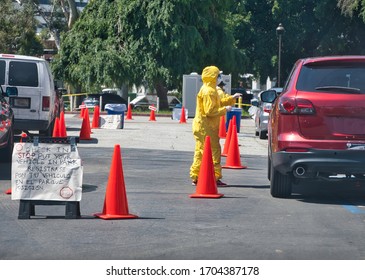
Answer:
[251,87,282,139]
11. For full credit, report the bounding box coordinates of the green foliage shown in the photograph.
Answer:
[0,0,43,55]
[53,0,246,105]
[52,0,365,98]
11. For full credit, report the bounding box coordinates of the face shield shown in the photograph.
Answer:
[217,73,223,86]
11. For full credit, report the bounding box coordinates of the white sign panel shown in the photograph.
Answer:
[11,142,83,201]
[100,115,123,129]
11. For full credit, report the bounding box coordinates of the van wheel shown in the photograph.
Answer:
[40,119,55,137]
[270,163,292,198]
[0,128,14,162]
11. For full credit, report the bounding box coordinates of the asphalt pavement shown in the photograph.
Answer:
[1,113,365,263]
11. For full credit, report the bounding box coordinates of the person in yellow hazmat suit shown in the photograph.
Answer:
[190,66,242,186]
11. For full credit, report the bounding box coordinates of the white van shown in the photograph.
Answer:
[0,54,62,135]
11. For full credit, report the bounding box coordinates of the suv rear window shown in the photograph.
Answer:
[296,63,365,93]
[9,61,38,87]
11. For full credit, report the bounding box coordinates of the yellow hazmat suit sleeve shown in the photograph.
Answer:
[190,66,227,181]
[217,86,236,107]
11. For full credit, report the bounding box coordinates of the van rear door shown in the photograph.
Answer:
[7,60,40,121]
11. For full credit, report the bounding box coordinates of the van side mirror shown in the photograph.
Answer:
[260,90,278,103]
[6,87,18,97]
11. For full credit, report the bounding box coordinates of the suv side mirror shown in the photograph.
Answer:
[6,87,18,97]
[260,90,278,103]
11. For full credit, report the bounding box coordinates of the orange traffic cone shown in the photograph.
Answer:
[79,115,91,140]
[20,131,27,141]
[84,108,92,134]
[92,105,100,129]
[223,124,247,169]
[79,102,85,118]
[52,117,60,137]
[125,104,133,120]
[190,136,224,198]
[179,106,187,124]
[59,111,67,137]
[5,188,11,195]
[222,117,234,157]
[219,115,226,138]
[94,145,138,219]
[149,108,156,121]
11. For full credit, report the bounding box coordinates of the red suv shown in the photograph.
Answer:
[263,56,365,198]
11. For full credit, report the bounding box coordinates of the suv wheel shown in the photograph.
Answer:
[270,163,292,198]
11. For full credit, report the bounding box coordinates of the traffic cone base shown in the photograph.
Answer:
[190,193,223,199]
[5,188,11,195]
[94,213,138,220]
[222,165,247,169]
[190,136,223,199]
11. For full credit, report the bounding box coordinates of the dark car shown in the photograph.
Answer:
[0,86,14,162]
[264,55,365,198]
[83,93,128,111]
[231,88,253,105]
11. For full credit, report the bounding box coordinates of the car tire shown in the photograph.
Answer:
[255,130,259,136]
[259,129,267,139]
[267,156,271,181]
[270,163,292,198]
[0,127,14,162]
[40,118,55,137]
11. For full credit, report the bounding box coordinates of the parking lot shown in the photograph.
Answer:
[1,113,365,265]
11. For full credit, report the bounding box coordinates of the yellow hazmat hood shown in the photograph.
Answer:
[201,66,220,86]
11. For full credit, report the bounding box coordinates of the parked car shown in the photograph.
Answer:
[0,86,14,162]
[83,93,128,111]
[264,55,365,198]
[251,87,282,139]
[231,88,253,105]
[130,95,181,111]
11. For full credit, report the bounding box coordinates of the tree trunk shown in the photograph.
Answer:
[154,81,169,110]
[67,0,79,29]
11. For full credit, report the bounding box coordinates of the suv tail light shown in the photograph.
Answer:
[42,96,50,111]
[278,97,315,115]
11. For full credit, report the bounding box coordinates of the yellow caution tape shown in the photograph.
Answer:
[62,93,88,97]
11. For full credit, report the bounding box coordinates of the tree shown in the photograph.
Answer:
[271,0,365,83]
[52,0,247,109]
[16,0,81,50]
[231,0,365,86]
[0,0,43,55]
